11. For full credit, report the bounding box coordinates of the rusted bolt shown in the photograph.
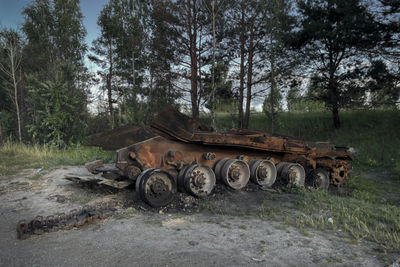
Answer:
[193,172,206,187]
[204,152,216,161]
[229,166,241,181]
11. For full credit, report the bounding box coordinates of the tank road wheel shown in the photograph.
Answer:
[177,165,190,193]
[182,164,216,197]
[135,169,176,207]
[331,163,350,186]
[306,168,329,190]
[214,158,230,180]
[248,159,277,187]
[277,162,305,187]
[218,159,250,190]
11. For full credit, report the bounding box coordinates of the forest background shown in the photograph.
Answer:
[0,0,398,169]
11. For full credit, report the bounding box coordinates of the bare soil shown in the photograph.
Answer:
[0,166,395,266]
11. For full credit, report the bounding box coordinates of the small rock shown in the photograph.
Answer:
[139,206,147,211]
[56,195,66,203]
[188,241,199,246]
[328,217,333,224]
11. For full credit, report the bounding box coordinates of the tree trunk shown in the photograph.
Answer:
[188,0,199,120]
[108,41,114,129]
[269,47,276,134]
[9,45,22,142]
[328,53,340,129]
[330,81,340,128]
[210,0,217,129]
[244,21,255,129]
[238,2,245,129]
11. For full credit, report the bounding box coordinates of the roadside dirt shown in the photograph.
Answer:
[0,166,396,266]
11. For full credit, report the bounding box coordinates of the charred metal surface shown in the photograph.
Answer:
[85,126,155,150]
[17,201,119,239]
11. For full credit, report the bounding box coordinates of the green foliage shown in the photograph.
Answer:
[0,141,114,176]
[0,111,14,140]
[203,62,234,112]
[20,0,89,143]
[26,68,87,146]
[262,87,283,117]
[366,60,399,109]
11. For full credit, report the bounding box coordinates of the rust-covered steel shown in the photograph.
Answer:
[75,105,353,207]
[85,125,155,150]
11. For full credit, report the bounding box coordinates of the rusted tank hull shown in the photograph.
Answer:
[80,105,353,207]
[85,126,155,150]
[116,135,351,186]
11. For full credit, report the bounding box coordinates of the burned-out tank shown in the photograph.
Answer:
[69,106,353,207]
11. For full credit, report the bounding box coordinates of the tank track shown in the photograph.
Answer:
[16,201,119,240]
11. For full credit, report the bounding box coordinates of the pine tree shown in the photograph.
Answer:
[294,0,381,128]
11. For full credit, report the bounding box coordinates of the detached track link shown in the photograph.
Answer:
[16,201,120,240]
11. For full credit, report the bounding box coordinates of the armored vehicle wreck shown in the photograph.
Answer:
[69,106,353,207]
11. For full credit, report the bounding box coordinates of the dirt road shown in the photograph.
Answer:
[0,167,390,266]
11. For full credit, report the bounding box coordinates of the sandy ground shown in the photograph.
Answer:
[0,166,395,266]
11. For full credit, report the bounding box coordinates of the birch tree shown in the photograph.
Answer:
[0,30,23,142]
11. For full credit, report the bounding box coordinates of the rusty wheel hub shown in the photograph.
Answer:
[257,167,268,180]
[150,178,168,195]
[229,166,241,182]
[192,171,206,188]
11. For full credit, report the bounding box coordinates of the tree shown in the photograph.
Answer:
[286,80,301,112]
[262,0,296,132]
[366,60,399,108]
[160,0,209,120]
[294,0,381,128]
[22,0,88,143]
[26,70,87,145]
[22,0,54,77]
[263,87,283,121]
[89,1,121,129]
[0,29,24,142]
[225,0,266,129]
[203,61,234,112]
[145,1,182,122]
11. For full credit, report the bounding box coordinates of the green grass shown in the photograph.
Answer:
[253,172,400,252]
[0,142,115,177]
[201,109,400,172]
[290,176,400,251]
